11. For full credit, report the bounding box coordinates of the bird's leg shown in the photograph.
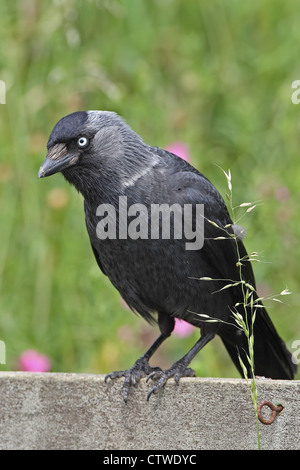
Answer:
[146,332,215,401]
[105,313,175,403]
[105,332,170,403]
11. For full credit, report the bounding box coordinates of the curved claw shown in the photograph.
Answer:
[105,370,126,383]
[146,366,196,401]
[147,376,168,401]
[104,358,162,403]
[145,369,161,383]
[174,367,195,383]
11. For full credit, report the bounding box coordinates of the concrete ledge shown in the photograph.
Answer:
[0,372,299,450]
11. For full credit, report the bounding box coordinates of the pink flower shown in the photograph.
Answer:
[173,318,194,338]
[19,350,51,372]
[274,186,290,203]
[166,142,191,162]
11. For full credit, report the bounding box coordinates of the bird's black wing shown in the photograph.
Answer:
[152,146,254,287]
[151,147,296,379]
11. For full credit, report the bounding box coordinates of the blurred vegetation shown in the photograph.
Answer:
[0,0,299,379]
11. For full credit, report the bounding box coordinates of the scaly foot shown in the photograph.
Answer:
[105,357,162,403]
[146,362,196,401]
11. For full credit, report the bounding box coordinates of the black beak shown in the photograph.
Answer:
[38,154,74,178]
[38,143,78,178]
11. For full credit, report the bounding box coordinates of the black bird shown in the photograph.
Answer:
[38,111,296,402]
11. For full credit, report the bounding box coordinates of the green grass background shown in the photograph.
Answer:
[0,0,299,378]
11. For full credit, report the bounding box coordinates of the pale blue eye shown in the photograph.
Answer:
[77,136,89,148]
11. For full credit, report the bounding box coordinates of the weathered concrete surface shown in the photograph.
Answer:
[0,372,299,450]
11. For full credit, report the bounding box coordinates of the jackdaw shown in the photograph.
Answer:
[38,111,296,402]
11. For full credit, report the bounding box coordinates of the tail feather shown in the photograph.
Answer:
[220,305,296,380]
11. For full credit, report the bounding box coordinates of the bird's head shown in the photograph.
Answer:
[39,110,132,178]
[38,110,155,199]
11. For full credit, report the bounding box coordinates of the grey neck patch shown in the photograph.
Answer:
[86,110,125,129]
[86,111,159,189]
[122,164,155,189]
[93,125,124,159]
[121,153,159,189]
